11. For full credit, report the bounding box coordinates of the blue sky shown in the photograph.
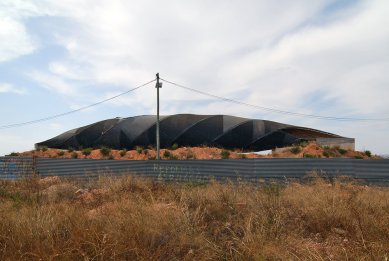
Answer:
[0,0,388,155]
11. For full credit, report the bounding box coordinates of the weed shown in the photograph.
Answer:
[108,154,114,160]
[82,148,93,156]
[67,148,74,153]
[57,151,65,156]
[0,176,388,260]
[163,150,171,158]
[136,146,143,154]
[143,149,148,155]
[100,147,111,157]
[221,149,230,159]
[119,149,127,157]
[354,155,364,159]
[338,148,347,155]
[303,153,317,158]
[71,152,78,159]
[171,143,179,150]
[290,146,301,154]
[41,146,48,152]
[238,153,247,159]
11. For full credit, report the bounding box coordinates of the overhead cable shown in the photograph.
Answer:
[0,79,156,129]
[161,78,389,122]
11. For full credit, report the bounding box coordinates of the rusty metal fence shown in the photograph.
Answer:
[1,157,389,185]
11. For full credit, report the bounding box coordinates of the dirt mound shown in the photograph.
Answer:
[19,142,377,160]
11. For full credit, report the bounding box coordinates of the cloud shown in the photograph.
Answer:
[0,83,27,95]
[28,71,77,96]
[0,0,52,63]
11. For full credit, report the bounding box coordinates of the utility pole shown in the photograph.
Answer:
[155,73,162,160]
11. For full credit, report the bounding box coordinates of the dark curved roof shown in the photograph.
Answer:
[36,114,344,151]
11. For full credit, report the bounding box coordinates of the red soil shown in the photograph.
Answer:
[18,142,376,160]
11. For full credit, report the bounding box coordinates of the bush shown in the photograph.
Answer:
[136,146,143,154]
[354,155,364,159]
[163,150,171,158]
[238,153,247,159]
[290,146,301,154]
[221,149,230,159]
[120,149,127,157]
[67,148,74,153]
[323,146,334,158]
[143,149,148,155]
[71,152,78,159]
[7,152,19,156]
[82,148,93,156]
[303,153,316,158]
[108,154,114,160]
[57,151,65,156]
[365,150,372,157]
[100,147,111,157]
[338,148,347,155]
[171,143,179,150]
[41,146,48,152]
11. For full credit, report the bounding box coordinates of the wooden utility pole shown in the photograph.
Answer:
[155,73,162,160]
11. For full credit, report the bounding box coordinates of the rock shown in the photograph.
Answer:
[331,227,347,235]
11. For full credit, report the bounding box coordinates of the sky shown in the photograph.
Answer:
[0,0,388,155]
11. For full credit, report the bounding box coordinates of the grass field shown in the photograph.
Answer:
[0,175,388,260]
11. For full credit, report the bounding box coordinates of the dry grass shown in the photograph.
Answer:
[0,175,388,260]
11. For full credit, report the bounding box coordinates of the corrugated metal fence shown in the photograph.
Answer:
[1,156,389,185]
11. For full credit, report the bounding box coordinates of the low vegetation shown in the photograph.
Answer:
[0,175,388,260]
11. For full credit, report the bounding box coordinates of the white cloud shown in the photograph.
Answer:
[0,83,27,95]
[0,0,52,63]
[28,71,77,96]
[2,0,389,153]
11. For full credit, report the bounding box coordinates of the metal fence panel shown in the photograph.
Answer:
[34,158,389,184]
[1,157,389,185]
[0,156,34,180]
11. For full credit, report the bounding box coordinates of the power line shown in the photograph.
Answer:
[0,79,156,129]
[161,78,389,122]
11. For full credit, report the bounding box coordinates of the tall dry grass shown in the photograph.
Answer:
[0,175,388,260]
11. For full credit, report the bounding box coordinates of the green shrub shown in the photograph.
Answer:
[299,141,308,147]
[67,148,74,153]
[100,147,111,157]
[108,154,114,160]
[82,148,93,156]
[303,153,316,158]
[221,149,230,159]
[163,150,171,158]
[171,143,179,150]
[41,146,48,152]
[169,154,178,160]
[323,146,334,158]
[354,155,364,159]
[119,149,127,157]
[7,152,19,156]
[136,146,143,154]
[365,150,372,157]
[338,148,347,155]
[290,146,301,154]
[71,152,78,159]
[238,153,247,159]
[57,151,65,156]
